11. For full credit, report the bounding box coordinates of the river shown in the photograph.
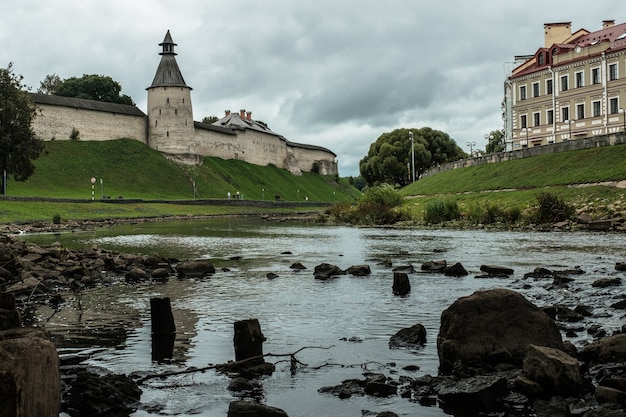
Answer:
[23,218,626,417]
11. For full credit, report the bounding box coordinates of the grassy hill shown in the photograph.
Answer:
[6,139,359,202]
[401,144,626,221]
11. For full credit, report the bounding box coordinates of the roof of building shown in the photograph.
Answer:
[213,112,281,137]
[29,93,146,117]
[285,140,337,156]
[148,30,190,89]
[193,121,236,135]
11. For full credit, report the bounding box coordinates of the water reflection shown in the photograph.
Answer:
[23,220,626,417]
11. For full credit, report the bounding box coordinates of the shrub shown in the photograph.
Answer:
[70,128,80,141]
[424,200,461,224]
[52,214,62,224]
[532,192,574,223]
[360,184,404,208]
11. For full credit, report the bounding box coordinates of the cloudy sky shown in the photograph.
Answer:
[2,1,622,176]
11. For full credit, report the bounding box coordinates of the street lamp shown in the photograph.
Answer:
[409,132,415,182]
[619,108,626,132]
[466,141,476,157]
[567,119,576,139]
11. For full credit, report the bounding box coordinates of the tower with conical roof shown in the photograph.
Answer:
[146,30,195,155]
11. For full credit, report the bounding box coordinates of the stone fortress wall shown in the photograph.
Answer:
[29,31,338,177]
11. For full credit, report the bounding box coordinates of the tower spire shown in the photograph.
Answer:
[148,30,189,89]
[160,30,177,55]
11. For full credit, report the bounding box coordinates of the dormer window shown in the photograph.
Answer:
[538,53,545,66]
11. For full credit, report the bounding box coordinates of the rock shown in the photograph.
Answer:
[289,262,306,270]
[524,267,554,279]
[227,377,257,392]
[445,262,468,277]
[556,305,585,322]
[176,259,216,277]
[345,265,371,276]
[610,299,626,310]
[520,344,581,397]
[66,369,142,417]
[318,379,364,398]
[266,272,279,280]
[577,212,593,224]
[125,267,149,283]
[313,263,344,279]
[595,385,626,405]
[150,268,170,281]
[616,262,626,272]
[421,260,447,272]
[588,220,613,231]
[480,265,514,276]
[436,375,509,413]
[579,334,626,364]
[592,278,622,288]
[392,264,415,274]
[389,323,426,349]
[0,327,60,417]
[437,289,562,375]
[392,272,411,295]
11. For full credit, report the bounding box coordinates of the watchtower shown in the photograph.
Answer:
[146,31,195,154]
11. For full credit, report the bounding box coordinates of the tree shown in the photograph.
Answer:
[37,73,62,95]
[0,64,44,195]
[359,127,464,187]
[202,115,219,124]
[485,130,505,153]
[56,74,135,105]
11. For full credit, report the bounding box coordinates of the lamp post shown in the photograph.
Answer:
[620,108,626,132]
[568,119,576,139]
[409,132,415,182]
[466,141,476,157]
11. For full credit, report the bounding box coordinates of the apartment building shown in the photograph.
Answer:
[505,20,626,150]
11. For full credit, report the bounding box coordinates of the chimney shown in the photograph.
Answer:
[225,110,230,116]
[544,22,572,47]
[246,111,252,120]
[603,20,615,29]
[240,109,246,117]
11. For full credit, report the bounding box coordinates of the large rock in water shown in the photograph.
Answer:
[437,289,562,375]
[227,400,289,417]
[0,327,60,417]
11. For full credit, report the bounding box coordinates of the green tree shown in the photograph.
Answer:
[37,73,62,95]
[56,74,135,105]
[202,115,219,124]
[485,130,505,153]
[0,64,44,195]
[359,127,464,187]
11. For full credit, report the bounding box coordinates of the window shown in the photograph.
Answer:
[562,107,570,122]
[547,109,554,124]
[561,75,569,91]
[577,103,585,120]
[533,112,541,126]
[609,63,618,81]
[546,79,553,95]
[575,71,584,88]
[538,53,545,66]
[520,114,528,129]
[592,67,601,84]
[520,85,527,100]
[533,82,540,97]
[610,97,620,114]
[593,101,601,117]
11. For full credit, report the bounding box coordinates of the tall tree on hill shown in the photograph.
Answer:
[37,73,62,95]
[55,74,135,105]
[359,127,465,187]
[0,64,44,195]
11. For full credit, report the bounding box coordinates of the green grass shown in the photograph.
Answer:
[401,145,626,221]
[5,139,360,201]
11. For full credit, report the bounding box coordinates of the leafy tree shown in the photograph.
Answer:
[202,115,219,124]
[0,64,44,195]
[359,127,464,187]
[485,130,505,153]
[37,73,62,95]
[56,74,135,105]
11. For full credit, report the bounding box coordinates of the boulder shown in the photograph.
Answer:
[437,289,562,375]
[436,375,509,413]
[421,260,447,272]
[0,327,60,417]
[227,400,289,417]
[125,267,149,283]
[445,262,468,277]
[176,259,216,277]
[345,265,371,276]
[592,278,622,288]
[289,262,306,270]
[389,323,427,349]
[519,344,581,397]
[480,265,514,276]
[616,262,626,272]
[313,263,344,279]
[578,334,626,364]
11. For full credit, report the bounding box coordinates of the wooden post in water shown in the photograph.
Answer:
[392,272,411,295]
[150,297,176,362]
[0,292,20,330]
[233,318,266,362]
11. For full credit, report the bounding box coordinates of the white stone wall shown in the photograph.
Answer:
[32,104,147,142]
[288,145,338,176]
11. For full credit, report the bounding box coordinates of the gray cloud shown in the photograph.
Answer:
[3,0,621,175]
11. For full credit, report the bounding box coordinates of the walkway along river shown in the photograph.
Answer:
[19,218,626,416]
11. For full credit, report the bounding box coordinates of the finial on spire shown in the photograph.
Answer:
[159,30,177,56]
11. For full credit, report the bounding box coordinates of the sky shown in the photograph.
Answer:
[2,1,622,176]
